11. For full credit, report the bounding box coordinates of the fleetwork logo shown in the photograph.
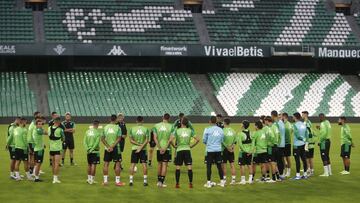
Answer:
[107,45,127,56]
[53,44,66,55]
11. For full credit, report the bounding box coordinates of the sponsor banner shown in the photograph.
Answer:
[160,45,188,56]
[201,45,266,57]
[316,47,360,58]
[0,45,16,54]
[0,43,270,57]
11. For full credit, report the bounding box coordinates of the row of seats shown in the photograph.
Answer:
[44,0,199,43]
[203,0,359,46]
[48,72,214,116]
[0,0,34,42]
[209,72,360,116]
[0,72,36,116]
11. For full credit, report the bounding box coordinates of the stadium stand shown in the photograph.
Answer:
[202,0,359,46]
[0,72,36,116]
[0,0,34,42]
[47,72,213,116]
[44,0,199,43]
[209,72,360,117]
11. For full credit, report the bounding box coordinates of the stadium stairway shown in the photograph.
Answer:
[192,13,211,44]
[33,11,45,42]
[345,15,360,42]
[27,73,50,116]
[189,74,226,116]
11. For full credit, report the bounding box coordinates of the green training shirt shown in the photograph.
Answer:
[237,129,253,154]
[153,122,173,150]
[27,120,35,144]
[252,129,267,154]
[14,126,28,150]
[341,124,352,145]
[129,125,150,150]
[173,127,195,152]
[48,126,64,151]
[319,120,332,143]
[264,125,276,147]
[33,127,45,151]
[103,124,122,150]
[222,127,236,150]
[284,120,292,144]
[6,123,17,147]
[84,128,101,153]
[304,119,315,149]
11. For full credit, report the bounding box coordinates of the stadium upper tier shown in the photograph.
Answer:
[0,72,36,116]
[209,72,360,117]
[0,0,34,42]
[39,0,360,45]
[47,72,214,116]
[44,0,199,43]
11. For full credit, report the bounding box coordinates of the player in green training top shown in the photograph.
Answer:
[48,117,65,183]
[6,117,20,180]
[282,113,293,177]
[153,113,174,188]
[170,117,199,189]
[12,118,33,181]
[27,111,42,174]
[302,111,315,176]
[129,116,150,186]
[264,116,280,182]
[101,115,123,186]
[237,120,254,185]
[84,120,102,184]
[338,117,353,175]
[32,119,47,182]
[252,121,268,183]
[221,118,237,185]
[316,113,332,177]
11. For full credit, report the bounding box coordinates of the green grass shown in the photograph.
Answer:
[1,123,360,203]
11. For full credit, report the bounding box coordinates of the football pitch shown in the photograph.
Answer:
[0,123,359,203]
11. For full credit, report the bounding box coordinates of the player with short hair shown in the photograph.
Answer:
[101,114,123,186]
[49,117,65,183]
[117,113,127,170]
[153,113,174,188]
[271,111,285,179]
[84,120,102,184]
[216,114,224,129]
[292,112,308,180]
[32,119,47,182]
[338,116,353,175]
[203,116,225,188]
[252,121,268,183]
[129,116,150,186]
[221,118,236,185]
[6,117,21,179]
[264,116,280,182]
[171,117,199,188]
[27,111,41,174]
[282,113,293,177]
[237,120,254,184]
[48,112,64,166]
[302,111,315,176]
[10,118,33,181]
[317,113,332,177]
[62,112,76,166]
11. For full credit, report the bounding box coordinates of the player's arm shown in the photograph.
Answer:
[202,129,208,144]
[83,133,90,153]
[190,136,200,148]
[166,134,175,151]
[318,123,326,143]
[101,135,111,150]
[6,129,13,147]
[136,134,149,153]
[153,128,161,149]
